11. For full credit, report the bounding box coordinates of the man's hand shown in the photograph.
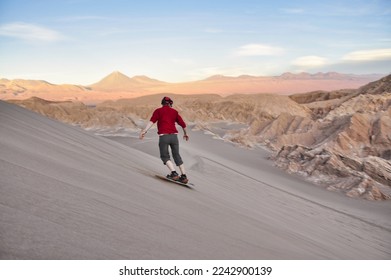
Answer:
[182,127,189,141]
[139,130,146,140]
[140,121,154,139]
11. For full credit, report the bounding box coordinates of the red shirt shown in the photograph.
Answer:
[150,105,186,135]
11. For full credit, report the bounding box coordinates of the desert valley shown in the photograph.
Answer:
[2,72,390,200]
[1,71,390,259]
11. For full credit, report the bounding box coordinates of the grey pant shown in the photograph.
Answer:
[159,134,184,166]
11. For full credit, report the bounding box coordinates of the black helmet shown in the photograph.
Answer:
[161,96,173,106]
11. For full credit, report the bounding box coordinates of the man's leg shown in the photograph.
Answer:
[170,135,188,183]
[170,135,183,166]
[159,135,177,175]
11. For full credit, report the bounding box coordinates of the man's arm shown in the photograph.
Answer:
[139,121,154,139]
[176,112,188,141]
[182,127,189,141]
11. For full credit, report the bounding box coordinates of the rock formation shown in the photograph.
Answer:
[269,75,391,200]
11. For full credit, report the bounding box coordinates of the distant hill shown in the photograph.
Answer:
[90,71,166,91]
[0,78,88,100]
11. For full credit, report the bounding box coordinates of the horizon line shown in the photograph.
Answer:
[1,71,388,86]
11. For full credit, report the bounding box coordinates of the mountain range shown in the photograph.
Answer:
[1,71,385,104]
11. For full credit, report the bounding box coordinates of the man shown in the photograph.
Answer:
[139,96,189,183]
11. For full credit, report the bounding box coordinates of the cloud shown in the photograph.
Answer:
[289,52,390,75]
[235,44,284,56]
[281,8,305,14]
[292,56,329,67]
[0,22,65,42]
[342,48,391,61]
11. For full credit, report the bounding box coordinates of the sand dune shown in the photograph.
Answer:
[1,101,390,259]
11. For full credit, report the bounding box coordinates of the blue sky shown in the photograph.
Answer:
[0,0,390,84]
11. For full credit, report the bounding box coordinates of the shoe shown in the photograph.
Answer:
[179,174,188,184]
[167,171,179,181]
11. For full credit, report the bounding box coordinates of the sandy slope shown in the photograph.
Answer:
[0,101,390,259]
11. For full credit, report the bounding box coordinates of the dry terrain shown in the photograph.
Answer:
[1,101,390,259]
[7,74,391,200]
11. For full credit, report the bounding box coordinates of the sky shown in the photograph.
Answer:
[0,0,390,84]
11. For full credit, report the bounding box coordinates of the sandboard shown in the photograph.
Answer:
[155,174,194,188]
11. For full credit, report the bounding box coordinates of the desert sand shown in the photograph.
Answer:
[1,100,390,259]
